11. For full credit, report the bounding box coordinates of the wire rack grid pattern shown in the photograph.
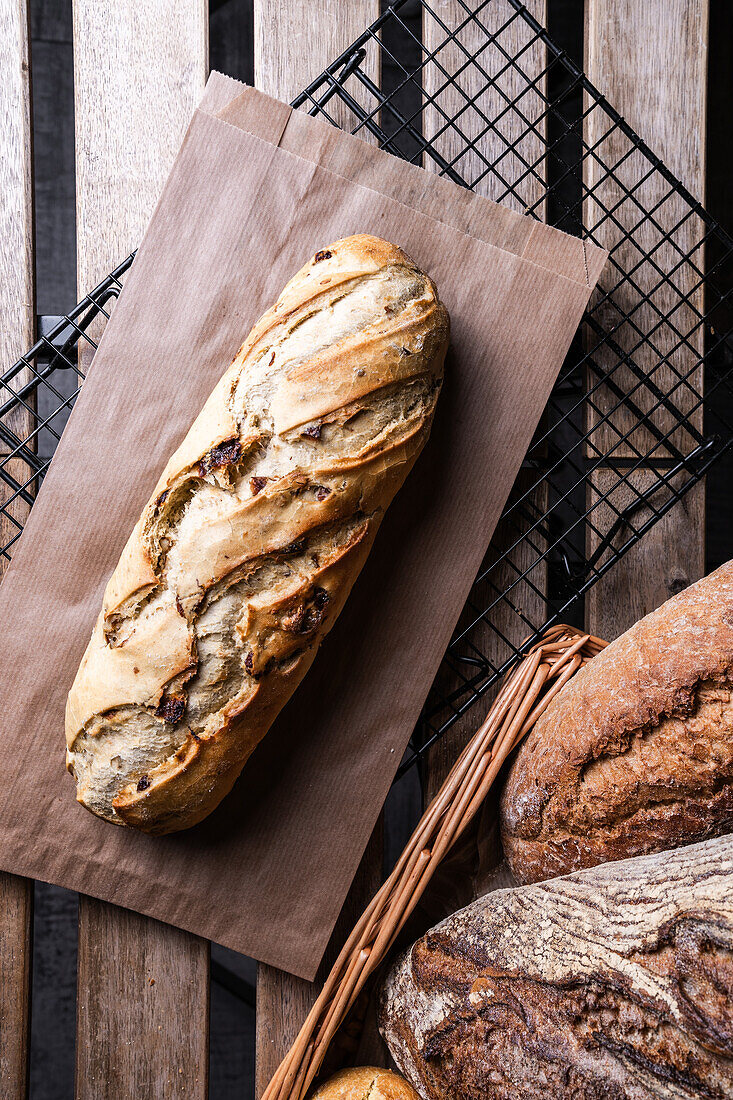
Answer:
[2,0,732,777]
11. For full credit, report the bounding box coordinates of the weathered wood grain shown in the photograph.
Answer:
[255,823,384,1096]
[584,0,708,458]
[585,0,707,630]
[0,4,34,1097]
[423,0,547,212]
[382,835,733,1100]
[75,904,209,1099]
[72,0,208,362]
[421,5,548,884]
[0,0,34,443]
[253,5,383,1094]
[254,0,379,131]
[72,0,208,290]
[0,872,32,1099]
[72,3,210,1096]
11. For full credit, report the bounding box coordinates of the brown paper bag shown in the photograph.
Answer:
[0,74,605,978]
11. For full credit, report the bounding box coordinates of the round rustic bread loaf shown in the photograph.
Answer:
[500,561,733,883]
[310,1067,420,1100]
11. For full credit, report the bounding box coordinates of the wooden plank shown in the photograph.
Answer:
[72,0,208,369]
[254,823,383,1096]
[253,5,381,1094]
[0,871,32,1098]
[423,0,547,213]
[75,905,209,1098]
[421,4,548,864]
[585,3,707,631]
[71,3,209,1097]
[72,0,208,291]
[254,0,379,130]
[0,0,35,443]
[0,0,35,577]
[0,3,34,1097]
[584,0,708,458]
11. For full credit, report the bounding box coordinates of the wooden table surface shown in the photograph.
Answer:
[0,0,711,1095]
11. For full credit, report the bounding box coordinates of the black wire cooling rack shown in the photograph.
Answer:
[2,0,733,777]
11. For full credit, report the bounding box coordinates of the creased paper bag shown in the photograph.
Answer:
[0,74,605,979]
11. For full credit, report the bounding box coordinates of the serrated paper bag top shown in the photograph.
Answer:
[0,73,605,979]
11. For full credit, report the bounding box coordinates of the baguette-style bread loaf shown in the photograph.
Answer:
[380,836,733,1100]
[500,562,733,883]
[311,1068,420,1100]
[66,235,449,834]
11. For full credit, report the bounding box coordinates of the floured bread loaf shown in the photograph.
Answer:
[66,235,449,834]
[380,836,733,1100]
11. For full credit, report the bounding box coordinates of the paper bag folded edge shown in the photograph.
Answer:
[205,76,607,288]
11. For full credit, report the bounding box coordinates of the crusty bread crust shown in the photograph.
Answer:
[311,1067,420,1100]
[380,836,733,1100]
[66,235,449,833]
[500,561,733,883]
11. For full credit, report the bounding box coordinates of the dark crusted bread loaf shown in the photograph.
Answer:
[500,561,733,884]
[65,235,448,834]
[380,835,733,1100]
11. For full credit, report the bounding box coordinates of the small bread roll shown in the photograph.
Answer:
[311,1067,420,1100]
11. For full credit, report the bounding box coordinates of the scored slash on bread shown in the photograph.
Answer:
[65,235,449,834]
